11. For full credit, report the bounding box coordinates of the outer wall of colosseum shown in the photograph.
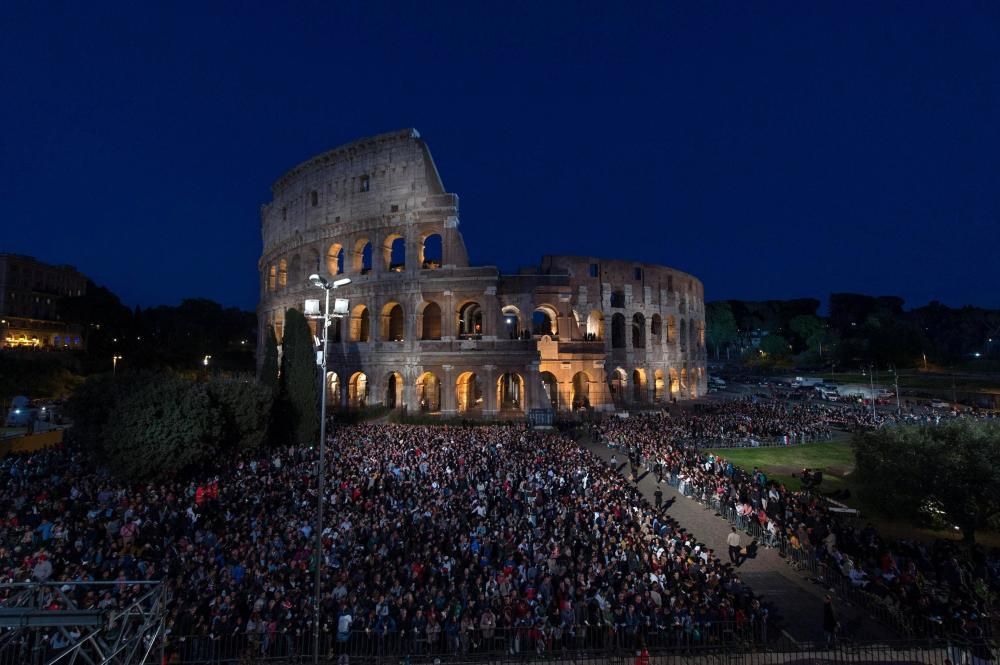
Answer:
[258,129,707,417]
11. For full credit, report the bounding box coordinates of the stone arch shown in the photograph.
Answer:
[654,369,666,401]
[697,320,705,349]
[610,290,625,308]
[348,372,368,408]
[421,233,442,269]
[650,314,662,344]
[457,301,483,337]
[611,313,626,349]
[380,302,405,341]
[667,315,677,345]
[383,233,406,272]
[306,247,321,277]
[572,371,592,409]
[680,368,689,396]
[278,259,288,289]
[497,372,524,411]
[501,306,522,339]
[329,316,342,343]
[532,305,558,337]
[456,371,482,414]
[418,301,442,340]
[679,318,688,352]
[349,304,371,342]
[539,371,559,410]
[587,310,604,341]
[326,371,340,407]
[353,238,372,274]
[609,368,627,404]
[632,368,647,402]
[632,313,646,349]
[268,264,277,291]
[385,371,404,408]
[289,254,302,286]
[326,243,345,276]
[669,368,680,396]
[416,371,441,411]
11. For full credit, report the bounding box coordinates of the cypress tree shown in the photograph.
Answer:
[259,325,280,394]
[278,308,319,445]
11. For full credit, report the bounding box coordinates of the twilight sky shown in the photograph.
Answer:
[2,1,998,311]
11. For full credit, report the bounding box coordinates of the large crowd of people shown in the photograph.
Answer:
[594,399,1000,638]
[0,423,768,663]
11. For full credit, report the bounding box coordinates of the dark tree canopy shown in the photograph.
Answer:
[853,421,1000,543]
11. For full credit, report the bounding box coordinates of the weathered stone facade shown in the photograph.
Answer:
[258,129,707,416]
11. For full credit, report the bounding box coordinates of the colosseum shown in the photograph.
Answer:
[258,129,707,417]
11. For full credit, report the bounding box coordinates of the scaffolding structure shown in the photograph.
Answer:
[0,580,166,665]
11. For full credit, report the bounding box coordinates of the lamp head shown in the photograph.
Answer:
[309,273,331,289]
[332,277,352,288]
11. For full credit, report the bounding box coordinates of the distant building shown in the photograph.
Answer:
[258,129,707,416]
[0,254,87,349]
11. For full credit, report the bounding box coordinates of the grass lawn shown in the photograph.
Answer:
[713,441,1000,547]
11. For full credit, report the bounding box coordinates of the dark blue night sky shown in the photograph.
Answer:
[2,1,998,311]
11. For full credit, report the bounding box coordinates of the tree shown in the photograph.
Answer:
[207,379,273,452]
[789,315,823,353]
[758,333,791,358]
[705,302,738,359]
[259,326,279,393]
[103,376,224,480]
[278,308,319,445]
[853,421,1000,543]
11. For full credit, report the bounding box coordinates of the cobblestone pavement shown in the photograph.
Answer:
[579,431,895,644]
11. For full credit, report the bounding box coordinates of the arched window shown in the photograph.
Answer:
[632,313,645,349]
[654,369,666,401]
[650,314,662,344]
[497,373,524,411]
[420,302,442,340]
[421,233,442,269]
[381,303,405,341]
[610,290,625,308]
[353,239,372,274]
[632,369,646,401]
[611,313,626,349]
[277,259,288,289]
[679,319,687,352]
[666,315,677,344]
[350,305,371,342]
[416,372,441,411]
[586,310,604,341]
[326,243,345,275]
[349,372,368,407]
[456,372,482,413]
[540,371,559,410]
[502,306,521,339]
[572,372,591,409]
[385,372,403,408]
[458,302,483,337]
[384,234,405,272]
[289,255,301,286]
[268,265,277,291]
[532,306,557,337]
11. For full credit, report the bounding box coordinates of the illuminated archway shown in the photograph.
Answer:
[385,372,403,409]
[587,310,604,341]
[383,234,405,272]
[349,372,368,408]
[326,243,345,275]
[539,371,559,410]
[326,372,341,407]
[416,371,441,411]
[419,301,442,340]
[353,238,372,274]
[380,302,404,341]
[532,305,558,337]
[502,306,522,339]
[610,368,627,404]
[632,368,647,402]
[669,368,680,396]
[350,304,370,342]
[456,371,482,413]
[457,302,483,337]
[421,233,442,269]
[572,371,592,410]
[654,369,666,401]
[497,373,524,411]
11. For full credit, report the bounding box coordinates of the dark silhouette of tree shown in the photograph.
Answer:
[277,308,318,446]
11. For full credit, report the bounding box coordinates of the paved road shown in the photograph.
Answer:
[578,432,894,644]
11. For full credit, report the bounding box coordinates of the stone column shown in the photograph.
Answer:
[482,364,497,417]
[441,364,456,415]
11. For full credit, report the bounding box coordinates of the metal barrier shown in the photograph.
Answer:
[160,632,994,665]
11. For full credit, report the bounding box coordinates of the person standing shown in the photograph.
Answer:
[822,596,838,647]
[654,487,663,509]
[727,527,742,565]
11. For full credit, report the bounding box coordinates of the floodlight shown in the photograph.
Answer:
[309,273,330,289]
[333,298,350,316]
[332,277,352,288]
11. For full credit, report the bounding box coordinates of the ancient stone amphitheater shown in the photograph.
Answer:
[258,129,706,417]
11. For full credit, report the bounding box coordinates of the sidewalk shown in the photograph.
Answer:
[579,432,893,643]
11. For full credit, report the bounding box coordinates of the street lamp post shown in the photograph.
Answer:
[307,273,350,664]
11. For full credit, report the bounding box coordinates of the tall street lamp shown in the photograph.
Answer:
[306,273,350,664]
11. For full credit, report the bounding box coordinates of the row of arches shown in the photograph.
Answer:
[609,313,702,351]
[265,234,444,292]
[608,367,701,402]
